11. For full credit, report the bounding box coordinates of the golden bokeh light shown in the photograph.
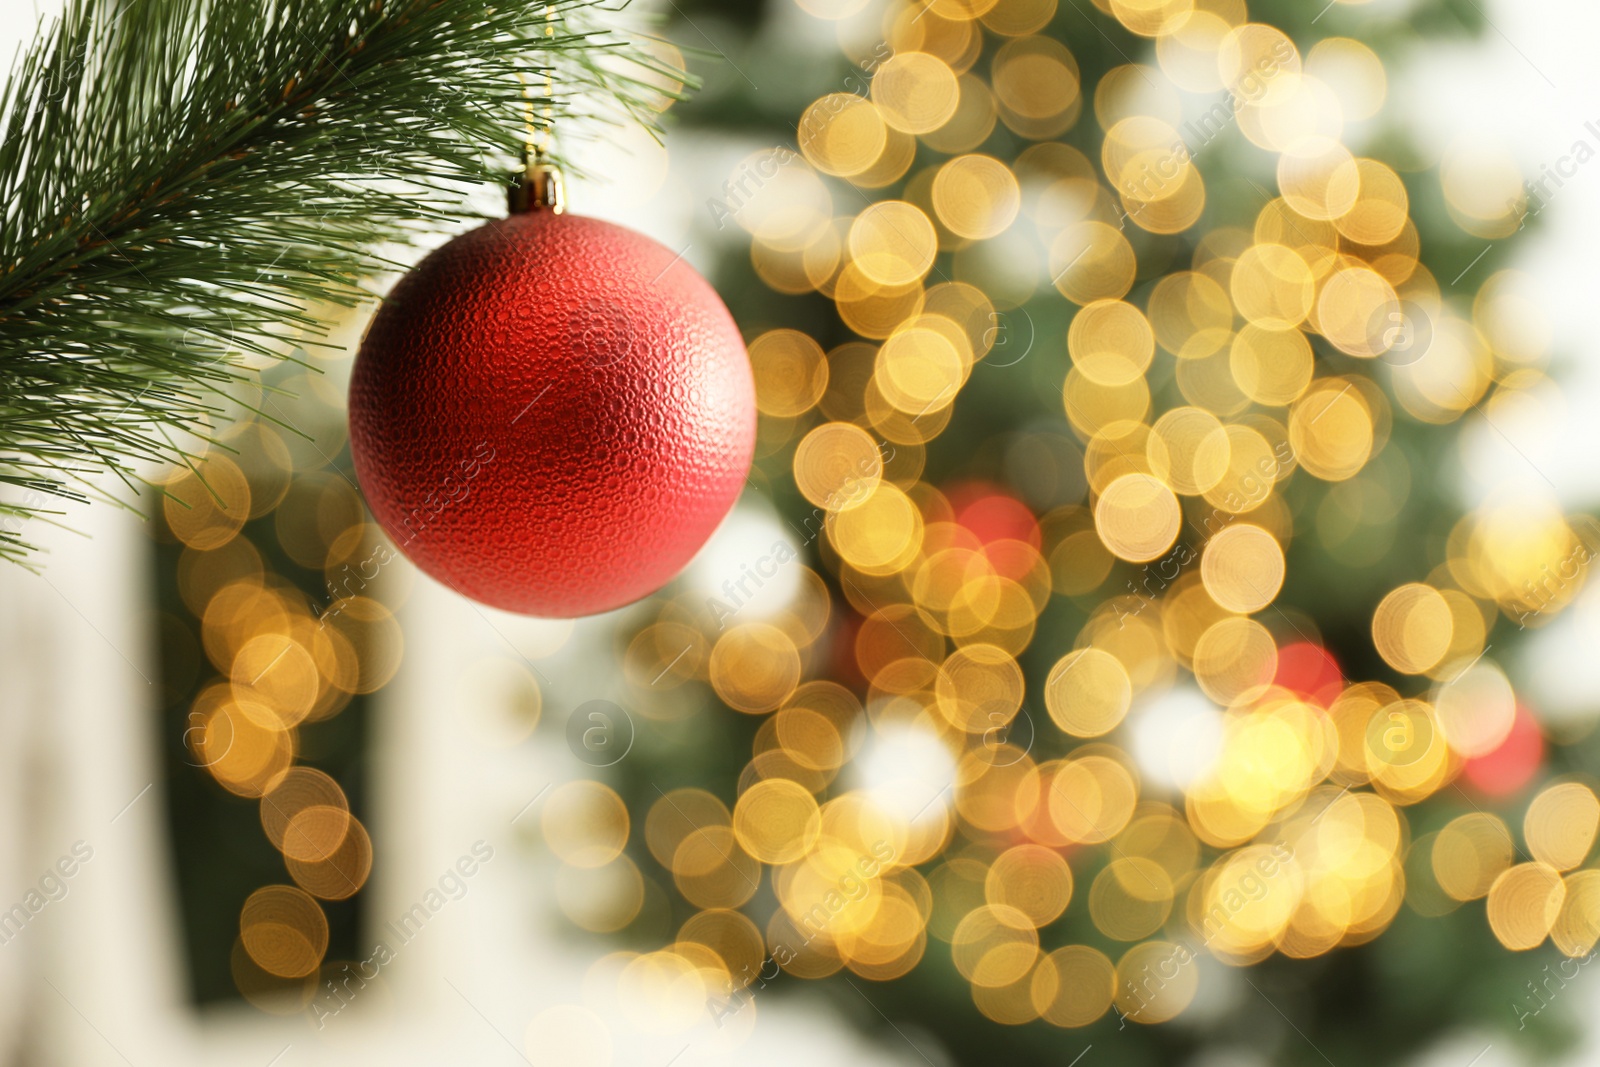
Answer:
[1050,222,1136,305]
[1487,862,1565,952]
[1524,783,1600,873]
[933,154,1022,239]
[543,781,631,869]
[1044,648,1131,737]
[986,844,1074,926]
[240,885,328,978]
[1069,299,1155,388]
[1114,940,1197,1023]
[872,52,962,134]
[1094,474,1181,563]
[800,94,890,178]
[1371,583,1453,675]
[1231,244,1315,330]
[164,452,252,551]
[1200,524,1285,614]
[1432,814,1514,902]
[711,623,803,713]
[733,778,823,864]
[750,329,830,417]
[1089,858,1173,941]
[1032,944,1116,1027]
[1289,380,1374,482]
[1552,870,1600,958]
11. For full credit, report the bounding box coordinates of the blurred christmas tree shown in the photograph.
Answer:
[556,1,1600,1065]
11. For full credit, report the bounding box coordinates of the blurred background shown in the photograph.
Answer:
[3,0,1600,1064]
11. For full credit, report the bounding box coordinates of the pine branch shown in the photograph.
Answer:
[0,0,688,569]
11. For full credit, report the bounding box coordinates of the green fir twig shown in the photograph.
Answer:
[0,0,689,569]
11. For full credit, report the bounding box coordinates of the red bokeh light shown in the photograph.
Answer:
[947,481,1041,549]
[1460,704,1544,799]
[1274,641,1344,708]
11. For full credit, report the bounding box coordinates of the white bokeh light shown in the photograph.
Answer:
[848,716,960,828]
[1129,686,1226,792]
[1515,578,1600,732]
[681,498,805,625]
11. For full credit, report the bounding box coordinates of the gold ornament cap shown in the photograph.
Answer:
[509,160,565,215]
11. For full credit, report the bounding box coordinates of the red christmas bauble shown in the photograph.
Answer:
[348,211,755,617]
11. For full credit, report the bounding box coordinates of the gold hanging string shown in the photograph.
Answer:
[514,69,540,164]
[509,3,565,214]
